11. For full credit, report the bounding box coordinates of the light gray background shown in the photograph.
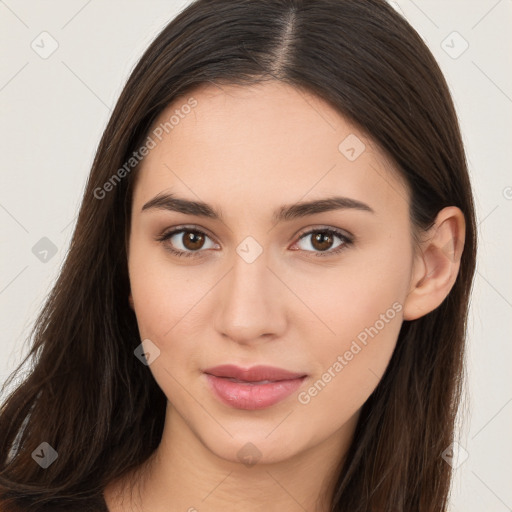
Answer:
[1,1,511,510]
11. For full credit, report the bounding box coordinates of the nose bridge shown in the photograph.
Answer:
[214,242,286,342]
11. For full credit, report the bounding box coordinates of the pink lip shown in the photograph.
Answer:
[203,364,306,382]
[203,365,307,410]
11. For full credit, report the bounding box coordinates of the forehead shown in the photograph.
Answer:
[132,81,410,222]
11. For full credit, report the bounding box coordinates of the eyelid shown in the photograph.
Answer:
[156,224,354,243]
[156,224,218,243]
[293,224,354,243]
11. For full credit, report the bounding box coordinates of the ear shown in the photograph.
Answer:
[128,292,134,310]
[403,206,466,321]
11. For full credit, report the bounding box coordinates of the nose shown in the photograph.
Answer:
[213,249,288,345]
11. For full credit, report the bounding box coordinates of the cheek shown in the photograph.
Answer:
[128,237,211,338]
[296,278,404,422]
[295,245,409,405]
[127,246,209,395]
[297,316,401,427]
[300,242,409,337]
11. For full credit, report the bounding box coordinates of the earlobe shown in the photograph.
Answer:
[403,206,466,321]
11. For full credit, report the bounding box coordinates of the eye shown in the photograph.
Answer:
[292,227,353,257]
[155,226,219,258]
[156,225,353,259]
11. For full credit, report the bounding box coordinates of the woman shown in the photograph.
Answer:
[0,0,477,510]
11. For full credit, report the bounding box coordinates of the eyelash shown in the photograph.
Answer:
[155,225,354,259]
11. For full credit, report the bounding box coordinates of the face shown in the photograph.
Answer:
[127,81,416,466]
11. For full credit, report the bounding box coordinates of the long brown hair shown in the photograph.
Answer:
[0,1,477,510]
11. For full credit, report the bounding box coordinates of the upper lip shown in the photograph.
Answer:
[203,364,307,382]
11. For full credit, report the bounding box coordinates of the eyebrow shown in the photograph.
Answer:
[141,192,374,222]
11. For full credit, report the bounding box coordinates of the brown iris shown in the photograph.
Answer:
[310,231,334,251]
[182,231,205,251]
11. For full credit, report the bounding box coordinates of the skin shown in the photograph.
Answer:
[104,81,465,512]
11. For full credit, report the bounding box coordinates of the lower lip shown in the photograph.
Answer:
[205,374,306,410]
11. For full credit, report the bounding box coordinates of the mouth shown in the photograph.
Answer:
[203,364,308,410]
